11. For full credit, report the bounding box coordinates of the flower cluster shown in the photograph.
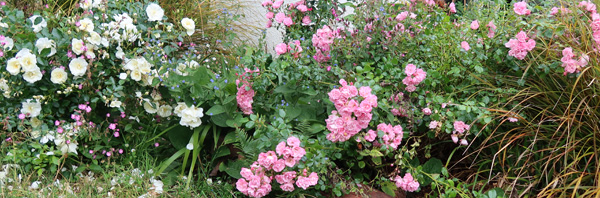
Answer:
[402,64,426,92]
[451,121,469,145]
[579,1,597,14]
[275,136,306,169]
[237,164,272,198]
[123,56,155,83]
[326,79,378,142]
[6,49,42,83]
[590,11,600,47]
[504,31,536,60]
[513,1,531,16]
[236,137,318,197]
[262,0,311,28]
[275,40,303,58]
[393,173,419,192]
[560,47,588,75]
[311,25,335,63]
[365,123,404,149]
[236,68,260,115]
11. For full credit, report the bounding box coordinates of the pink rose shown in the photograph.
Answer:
[470,20,479,30]
[513,1,531,16]
[261,0,272,6]
[283,17,293,26]
[302,15,311,25]
[275,43,288,55]
[272,0,283,9]
[275,12,285,23]
[461,41,470,51]
[297,5,308,12]
[449,2,456,13]
[287,136,301,147]
[422,108,432,115]
[265,12,274,19]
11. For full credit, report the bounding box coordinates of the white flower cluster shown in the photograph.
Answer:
[6,49,42,83]
[0,79,10,98]
[100,13,140,45]
[35,124,79,155]
[174,102,204,128]
[79,0,104,10]
[123,56,155,82]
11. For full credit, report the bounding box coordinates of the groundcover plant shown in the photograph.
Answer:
[1,0,599,197]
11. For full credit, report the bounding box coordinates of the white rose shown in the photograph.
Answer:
[35,38,57,57]
[188,60,199,68]
[137,57,152,73]
[6,58,21,75]
[80,0,92,9]
[50,68,68,84]
[109,100,122,108]
[79,18,94,33]
[30,117,42,128]
[119,73,127,80]
[28,15,47,33]
[173,102,186,116]
[21,100,42,117]
[130,70,142,81]
[85,47,96,59]
[23,67,43,84]
[146,3,164,22]
[157,105,173,117]
[143,100,159,114]
[60,142,78,155]
[181,18,195,36]
[2,37,13,50]
[16,48,32,58]
[86,31,102,46]
[19,53,38,72]
[72,38,85,55]
[115,46,125,59]
[179,106,204,128]
[69,58,88,77]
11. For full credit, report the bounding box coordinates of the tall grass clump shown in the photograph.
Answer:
[471,0,600,196]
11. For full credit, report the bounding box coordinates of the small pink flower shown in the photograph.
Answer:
[265,12,274,19]
[275,43,288,55]
[18,113,25,120]
[513,1,531,16]
[275,12,285,23]
[470,20,479,30]
[283,17,293,26]
[422,108,432,115]
[461,41,470,51]
[272,0,283,8]
[302,15,311,25]
[449,2,456,13]
[297,5,308,12]
[154,143,159,147]
[429,121,439,129]
[261,0,272,6]
[114,131,120,137]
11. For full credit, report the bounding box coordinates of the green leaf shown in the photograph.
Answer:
[206,105,226,116]
[358,161,365,168]
[167,126,193,150]
[89,164,102,173]
[214,146,231,159]
[485,188,506,198]
[381,181,396,197]
[278,109,286,118]
[274,85,295,94]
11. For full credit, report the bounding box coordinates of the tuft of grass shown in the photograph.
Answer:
[468,1,600,196]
